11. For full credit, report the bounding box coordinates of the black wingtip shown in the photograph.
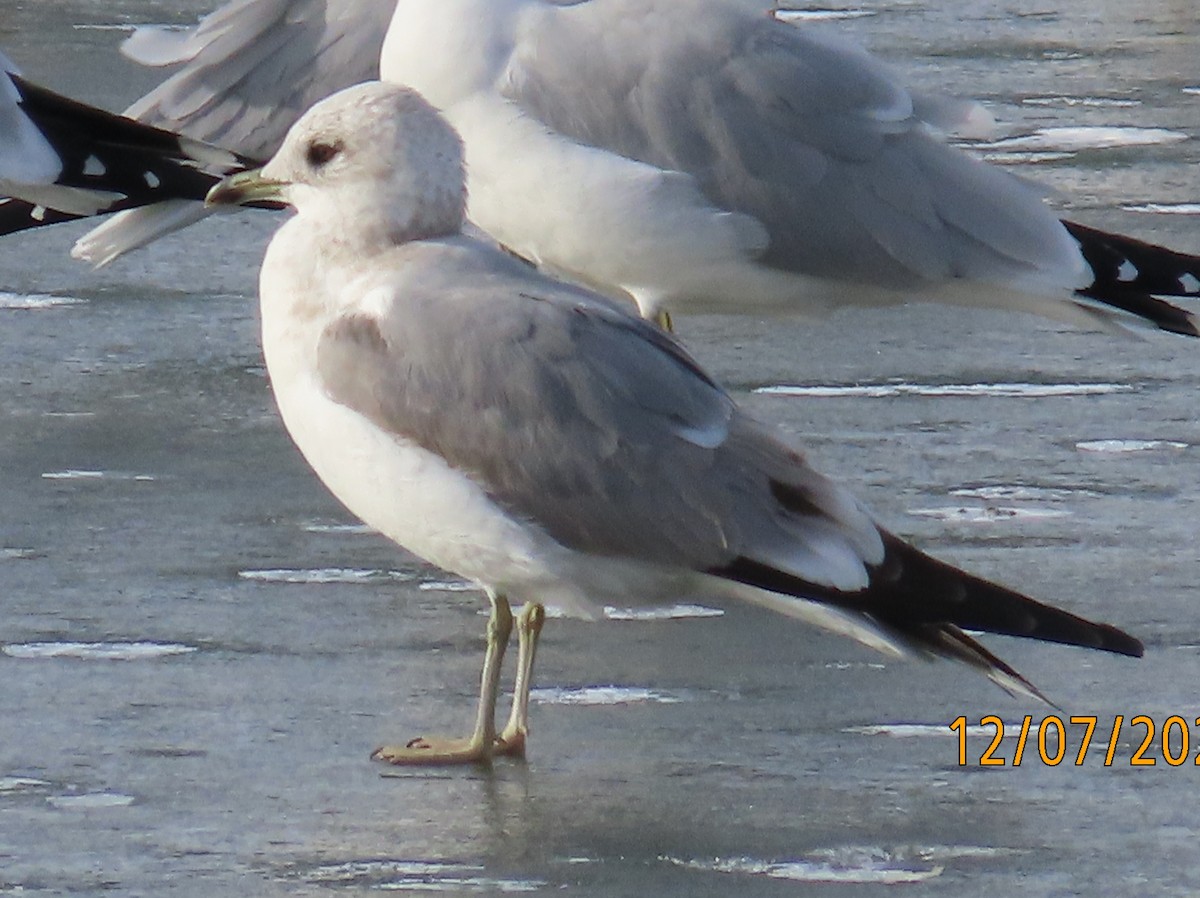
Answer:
[1,72,261,237]
[710,532,1143,662]
[1081,613,1144,657]
[0,197,84,236]
[1064,219,1200,337]
[873,531,1145,660]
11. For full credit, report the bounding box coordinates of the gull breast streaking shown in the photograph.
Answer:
[3,0,1200,336]
[206,81,1141,765]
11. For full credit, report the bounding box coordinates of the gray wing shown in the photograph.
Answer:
[316,244,884,593]
[73,0,394,264]
[503,0,1083,290]
[122,0,393,156]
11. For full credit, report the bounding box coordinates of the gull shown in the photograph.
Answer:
[205,80,1140,765]
[2,0,1199,336]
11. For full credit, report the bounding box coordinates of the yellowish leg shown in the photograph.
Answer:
[371,593,514,766]
[496,603,546,759]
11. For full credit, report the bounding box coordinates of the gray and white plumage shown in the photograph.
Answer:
[1,49,138,217]
[430,0,1083,298]
[213,81,1141,709]
[88,0,394,254]
[0,47,250,226]
[6,0,1198,334]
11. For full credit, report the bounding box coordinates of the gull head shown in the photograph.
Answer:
[207,82,466,249]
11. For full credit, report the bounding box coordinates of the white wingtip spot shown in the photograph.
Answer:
[1117,259,1138,282]
[143,170,161,189]
[1181,273,1200,295]
[83,155,106,177]
[31,205,46,222]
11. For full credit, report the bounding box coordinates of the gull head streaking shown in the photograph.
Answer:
[207,81,1141,765]
[211,85,467,251]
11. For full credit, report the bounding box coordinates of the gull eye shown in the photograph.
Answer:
[306,139,344,169]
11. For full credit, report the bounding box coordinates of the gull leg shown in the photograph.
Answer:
[371,592,514,766]
[496,602,546,759]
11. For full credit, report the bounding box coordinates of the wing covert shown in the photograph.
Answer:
[314,244,882,588]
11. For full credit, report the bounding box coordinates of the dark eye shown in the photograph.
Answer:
[306,139,344,168]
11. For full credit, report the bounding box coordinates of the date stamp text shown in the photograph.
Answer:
[950,715,1197,767]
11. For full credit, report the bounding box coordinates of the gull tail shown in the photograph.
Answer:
[70,201,217,268]
[713,530,1142,705]
[1064,219,1200,337]
[0,71,255,239]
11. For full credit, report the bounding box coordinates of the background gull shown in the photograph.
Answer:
[206,80,1141,765]
[2,0,1199,336]
[0,48,254,226]
[0,50,65,203]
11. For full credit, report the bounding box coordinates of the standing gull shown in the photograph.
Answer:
[206,81,1140,765]
[3,0,1200,335]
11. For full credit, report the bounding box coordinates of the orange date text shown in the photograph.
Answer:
[949,715,1197,767]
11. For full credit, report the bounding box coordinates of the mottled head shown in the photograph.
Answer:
[207,82,466,248]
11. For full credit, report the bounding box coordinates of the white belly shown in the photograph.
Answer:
[269,368,542,586]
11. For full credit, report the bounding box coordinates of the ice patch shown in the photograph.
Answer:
[756,382,1130,398]
[975,126,1187,152]
[1076,439,1188,454]
[604,604,724,620]
[301,860,543,893]
[981,150,1077,164]
[3,641,197,660]
[0,547,39,560]
[0,776,51,793]
[301,522,376,534]
[846,723,1022,738]
[238,568,413,584]
[774,8,875,21]
[531,686,684,706]
[906,506,1071,522]
[42,470,156,481]
[950,485,1097,501]
[921,845,1023,861]
[665,850,943,884]
[419,579,480,592]
[1022,96,1140,108]
[46,792,135,809]
[1041,49,1084,61]
[0,292,87,310]
[822,661,887,671]
[529,603,722,621]
[1121,202,1200,215]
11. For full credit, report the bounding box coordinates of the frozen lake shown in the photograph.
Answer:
[2,1,1199,894]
